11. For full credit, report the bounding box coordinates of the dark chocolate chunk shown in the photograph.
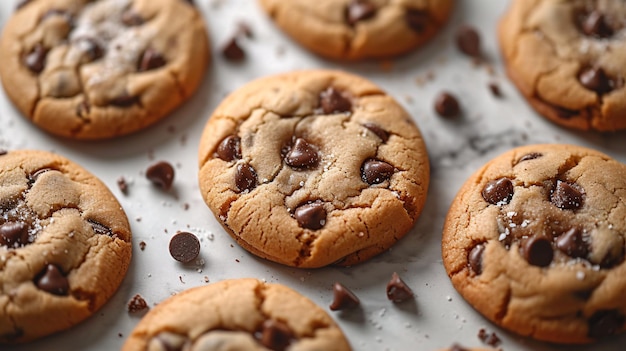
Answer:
[517,152,542,163]
[579,67,613,94]
[294,202,326,230]
[319,87,352,114]
[216,135,242,162]
[346,0,377,26]
[235,163,257,193]
[361,159,394,184]
[169,232,201,263]
[551,180,583,210]
[110,94,139,107]
[258,320,293,351]
[434,92,460,118]
[24,44,48,73]
[36,264,69,296]
[456,25,481,58]
[582,11,613,38]
[88,219,113,236]
[556,228,589,258]
[362,123,389,142]
[468,243,485,275]
[405,9,430,33]
[386,272,414,302]
[520,236,553,267]
[222,38,245,62]
[0,221,29,248]
[330,282,360,311]
[121,9,144,26]
[138,48,166,72]
[127,294,149,313]
[146,161,175,191]
[588,310,624,339]
[481,178,514,205]
[285,138,319,169]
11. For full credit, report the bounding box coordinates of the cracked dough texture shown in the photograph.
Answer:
[0,150,132,343]
[122,278,352,351]
[499,0,626,131]
[0,0,209,139]
[198,70,429,268]
[442,144,626,343]
[259,0,453,61]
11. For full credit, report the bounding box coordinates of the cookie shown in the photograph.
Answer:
[442,144,626,343]
[499,0,626,131]
[0,0,209,139]
[122,278,352,351]
[258,0,454,61]
[0,149,132,342]
[198,70,429,268]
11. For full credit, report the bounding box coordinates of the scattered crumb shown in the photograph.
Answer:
[478,328,502,347]
[139,241,146,251]
[117,177,128,195]
[488,82,502,98]
[204,276,210,283]
[118,333,123,338]
[135,217,142,222]
[127,294,149,314]
[179,276,185,284]
[235,259,240,263]
[238,21,253,39]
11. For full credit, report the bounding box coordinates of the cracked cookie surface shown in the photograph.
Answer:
[0,0,209,139]
[198,70,429,268]
[442,144,626,343]
[499,0,626,131]
[0,149,132,343]
[122,278,352,351]
[258,0,453,61]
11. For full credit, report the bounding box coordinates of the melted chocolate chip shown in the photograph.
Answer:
[29,168,53,185]
[361,159,394,185]
[23,44,48,73]
[434,92,460,118]
[216,135,242,162]
[588,310,625,339]
[76,37,104,62]
[579,67,614,94]
[556,228,589,258]
[222,38,245,62]
[235,163,257,193]
[582,11,613,38]
[517,152,542,163]
[520,236,553,267]
[294,202,326,230]
[285,138,319,169]
[36,264,69,296]
[386,272,414,302]
[456,25,481,58]
[330,282,360,311]
[110,94,139,107]
[482,178,514,205]
[121,9,144,26]
[405,9,430,33]
[88,219,113,236]
[258,320,293,351]
[551,180,583,210]
[0,222,29,248]
[346,0,377,26]
[319,88,352,114]
[169,232,201,263]
[362,123,389,142]
[138,48,166,72]
[146,161,175,191]
[468,243,485,275]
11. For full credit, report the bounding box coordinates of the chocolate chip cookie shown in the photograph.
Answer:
[0,149,132,342]
[198,70,429,268]
[258,0,454,60]
[499,0,626,131]
[0,0,209,139]
[442,144,626,343]
[122,278,352,351]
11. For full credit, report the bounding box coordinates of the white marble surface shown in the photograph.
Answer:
[1,0,626,350]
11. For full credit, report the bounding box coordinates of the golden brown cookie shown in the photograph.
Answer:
[443,144,626,343]
[0,149,132,343]
[499,0,626,131]
[198,70,429,268]
[259,0,454,61]
[0,0,209,139]
[122,279,352,351]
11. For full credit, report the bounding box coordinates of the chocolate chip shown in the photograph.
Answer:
[23,44,48,73]
[294,202,326,230]
[88,219,113,236]
[127,294,149,313]
[481,178,514,205]
[29,168,53,184]
[520,236,553,267]
[588,310,624,339]
[551,180,583,210]
[258,320,293,351]
[117,177,128,195]
[146,161,175,191]
[405,9,430,33]
[169,232,200,263]
[468,243,485,275]
[319,88,351,114]
[346,0,377,26]
[556,228,589,258]
[517,152,542,163]
[434,92,460,118]
[76,101,90,118]
[110,94,139,107]
[362,123,389,142]
[0,222,29,248]
[36,264,69,296]
[138,48,166,72]
[386,272,414,302]
[75,37,104,62]
[121,9,144,26]
[579,67,613,94]
[216,135,242,162]
[361,159,394,185]
[235,163,257,193]
[330,282,360,311]
[222,38,245,62]
[285,138,319,169]
[582,11,613,38]
[456,25,481,58]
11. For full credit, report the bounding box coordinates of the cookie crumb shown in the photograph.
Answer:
[127,294,149,314]
[118,333,123,338]
[478,328,502,347]
[488,82,502,98]
[139,241,146,251]
[235,258,240,262]
[204,276,209,283]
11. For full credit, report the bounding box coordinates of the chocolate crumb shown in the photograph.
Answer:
[488,82,502,98]
[330,282,360,311]
[222,37,245,62]
[118,333,123,338]
[117,177,128,194]
[127,294,149,314]
[183,203,190,210]
[478,328,501,347]
[456,25,481,58]
[139,241,146,251]
[235,259,240,262]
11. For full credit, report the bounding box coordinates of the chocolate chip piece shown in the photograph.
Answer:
[36,264,69,296]
[520,236,553,267]
[285,138,319,169]
[138,48,166,72]
[386,272,414,302]
[76,101,90,118]
[361,159,394,185]
[222,38,245,62]
[169,232,201,263]
[556,228,589,258]
[127,294,149,313]
[362,123,389,142]
[517,152,542,163]
[488,82,502,98]
[579,67,613,94]
[110,94,139,107]
[330,282,360,311]
[468,243,485,275]
[477,328,501,347]
[235,163,257,193]
[405,9,430,33]
[23,44,48,73]
[319,88,352,114]
[258,320,293,351]
[456,25,481,58]
[121,9,144,26]
[117,177,128,195]
[481,178,514,205]
[294,202,326,230]
[434,92,460,118]
[216,135,242,162]
[346,0,377,26]
[551,180,583,210]
[588,310,624,339]
[146,161,175,191]
[88,219,113,236]
[582,11,613,38]
[76,37,104,62]
[0,222,29,248]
